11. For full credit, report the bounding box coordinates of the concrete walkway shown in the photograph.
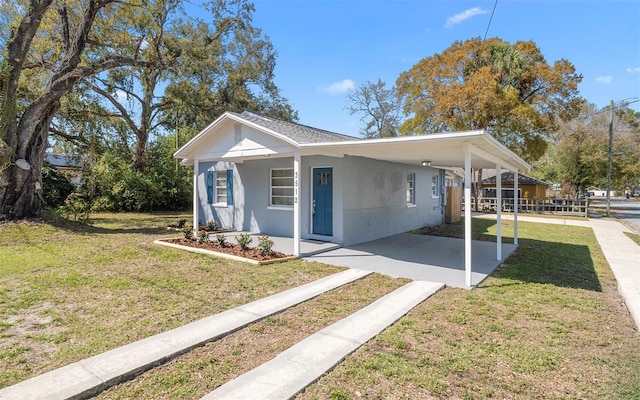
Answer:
[202,280,444,400]
[476,214,640,329]
[0,269,372,400]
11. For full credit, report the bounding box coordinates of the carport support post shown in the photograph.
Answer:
[192,159,199,239]
[464,148,472,287]
[513,169,518,246]
[496,164,502,260]
[293,152,301,256]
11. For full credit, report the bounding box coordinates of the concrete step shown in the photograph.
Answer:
[202,280,444,400]
[0,269,372,400]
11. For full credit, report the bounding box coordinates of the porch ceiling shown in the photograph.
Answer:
[302,130,529,171]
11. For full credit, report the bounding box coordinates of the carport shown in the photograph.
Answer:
[304,131,530,287]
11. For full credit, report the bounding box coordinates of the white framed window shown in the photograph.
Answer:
[215,171,227,204]
[270,168,294,207]
[406,172,415,206]
[431,175,439,198]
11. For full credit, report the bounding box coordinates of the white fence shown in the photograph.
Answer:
[479,198,588,216]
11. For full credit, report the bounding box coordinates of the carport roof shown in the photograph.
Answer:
[303,130,529,171]
[175,111,530,171]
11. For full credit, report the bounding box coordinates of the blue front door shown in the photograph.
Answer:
[313,167,333,236]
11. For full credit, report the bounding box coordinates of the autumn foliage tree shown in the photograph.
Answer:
[396,37,584,162]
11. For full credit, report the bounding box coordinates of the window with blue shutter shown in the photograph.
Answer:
[226,169,234,205]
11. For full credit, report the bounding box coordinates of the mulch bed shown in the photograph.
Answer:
[165,238,290,261]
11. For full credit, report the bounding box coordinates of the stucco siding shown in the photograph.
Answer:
[342,156,442,246]
[197,155,442,246]
[197,156,345,241]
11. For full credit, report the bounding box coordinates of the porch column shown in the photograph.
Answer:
[496,164,502,260]
[513,169,519,246]
[464,148,472,287]
[192,159,199,239]
[293,152,301,256]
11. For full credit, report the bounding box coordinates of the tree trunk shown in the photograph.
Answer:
[133,132,148,172]
[471,168,483,212]
[0,104,55,218]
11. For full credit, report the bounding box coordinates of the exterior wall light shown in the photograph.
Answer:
[421,160,431,167]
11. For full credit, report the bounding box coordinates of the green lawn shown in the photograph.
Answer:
[0,213,344,389]
[1,214,639,399]
[625,231,640,246]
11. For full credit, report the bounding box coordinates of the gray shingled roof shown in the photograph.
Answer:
[482,171,549,186]
[234,111,358,144]
[44,153,83,169]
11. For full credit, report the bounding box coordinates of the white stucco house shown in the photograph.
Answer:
[174,111,529,287]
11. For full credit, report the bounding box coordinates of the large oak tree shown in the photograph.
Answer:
[0,0,295,218]
[396,37,584,162]
[0,0,150,218]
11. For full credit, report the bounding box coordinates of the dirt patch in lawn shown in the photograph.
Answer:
[163,238,290,261]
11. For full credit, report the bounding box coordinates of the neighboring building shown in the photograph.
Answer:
[44,153,84,187]
[481,171,549,200]
[585,186,612,197]
[174,111,529,254]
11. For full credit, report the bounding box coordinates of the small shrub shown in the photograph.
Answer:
[257,235,274,255]
[42,162,75,208]
[206,220,218,231]
[177,219,187,228]
[182,223,193,240]
[59,193,90,223]
[197,230,209,244]
[216,233,227,247]
[235,233,253,250]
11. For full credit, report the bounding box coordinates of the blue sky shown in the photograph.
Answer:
[248,0,640,137]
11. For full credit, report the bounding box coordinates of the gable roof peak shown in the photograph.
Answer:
[236,111,358,144]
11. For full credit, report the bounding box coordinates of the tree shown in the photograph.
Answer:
[553,102,640,197]
[0,0,149,218]
[1,0,296,218]
[396,37,583,162]
[161,7,297,131]
[346,79,401,138]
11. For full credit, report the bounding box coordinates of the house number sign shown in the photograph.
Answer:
[294,171,298,204]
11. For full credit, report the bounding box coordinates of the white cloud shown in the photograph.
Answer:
[114,89,129,102]
[319,79,356,94]
[445,7,488,28]
[626,67,640,74]
[596,76,613,84]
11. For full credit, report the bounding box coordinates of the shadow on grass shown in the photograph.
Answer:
[411,218,500,242]
[49,219,170,235]
[491,238,601,292]
[46,212,190,236]
[414,218,602,292]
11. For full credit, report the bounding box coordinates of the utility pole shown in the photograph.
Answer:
[606,100,613,217]
[175,111,180,172]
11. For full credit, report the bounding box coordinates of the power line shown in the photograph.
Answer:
[591,98,640,116]
[483,0,498,41]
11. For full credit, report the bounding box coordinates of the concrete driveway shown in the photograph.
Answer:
[306,233,517,288]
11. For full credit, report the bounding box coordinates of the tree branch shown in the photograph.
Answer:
[49,126,87,144]
[89,83,140,135]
